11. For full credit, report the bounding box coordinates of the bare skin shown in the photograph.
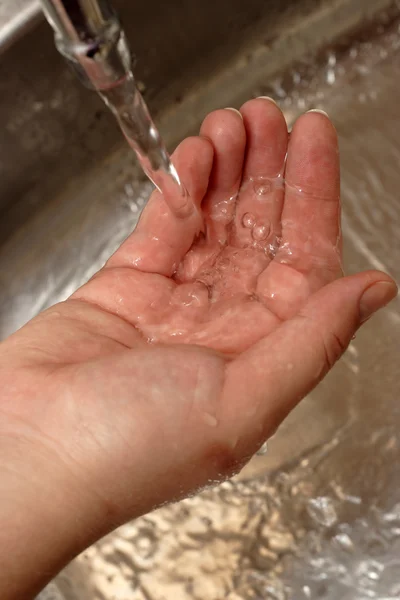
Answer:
[0,99,397,599]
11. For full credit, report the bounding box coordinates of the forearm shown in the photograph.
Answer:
[0,422,104,599]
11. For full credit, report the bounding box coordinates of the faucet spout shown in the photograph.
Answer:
[40,1,191,217]
[40,0,132,90]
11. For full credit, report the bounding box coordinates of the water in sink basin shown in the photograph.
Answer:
[47,454,400,600]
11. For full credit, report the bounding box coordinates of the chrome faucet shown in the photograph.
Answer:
[40,0,187,214]
[40,0,132,91]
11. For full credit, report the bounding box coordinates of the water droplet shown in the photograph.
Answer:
[307,497,338,528]
[333,533,355,553]
[326,69,336,85]
[253,222,271,241]
[328,52,337,67]
[382,503,400,523]
[263,584,287,600]
[257,441,269,456]
[255,180,272,196]
[202,412,218,428]
[242,212,256,228]
[211,198,236,223]
[356,559,384,582]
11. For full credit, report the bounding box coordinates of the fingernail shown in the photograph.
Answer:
[257,96,279,106]
[359,281,398,323]
[307,108,329,117]
[224,107,243,119]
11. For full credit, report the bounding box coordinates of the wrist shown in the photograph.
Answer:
[0,397,107,599]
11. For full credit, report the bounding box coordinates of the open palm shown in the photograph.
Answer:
[80,99,342,355]
[1,99,396,587]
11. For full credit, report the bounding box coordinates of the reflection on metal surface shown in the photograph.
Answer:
[0,0,41,51]
[50,434,400,599]
[2,0,399,598]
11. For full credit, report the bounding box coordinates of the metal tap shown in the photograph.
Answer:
[40,0,132,91]
[40,0,188,216]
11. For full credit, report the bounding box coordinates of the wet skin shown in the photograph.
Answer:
[0,99,397,599]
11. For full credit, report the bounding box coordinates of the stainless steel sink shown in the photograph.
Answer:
[1,1,400,598]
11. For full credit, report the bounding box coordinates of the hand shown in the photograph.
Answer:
[0,98,397,598]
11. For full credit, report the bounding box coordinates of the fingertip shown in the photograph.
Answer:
[307,108,330,118]
[240,95,281,111]
[172,136,214,203]
[200,108,246,147]
[256,96,279,106]
[358,271,398,323]
[224,107,244,120]
[360,270,397,286]
[300,270,397,327]
[348,270,397,295]
[238,97,288,179]
[292,109,338,142]
[239,96,287,129]
[173,135,214,168]
[360,280,398,323]
[200,107,246,192]
[285,107,340,201]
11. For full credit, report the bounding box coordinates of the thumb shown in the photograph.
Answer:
[223,271,398,455]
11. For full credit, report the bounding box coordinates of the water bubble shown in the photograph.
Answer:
[357,559,384,586]
[381,503,400,523]
[211,198,236,223]
[307,497,338,528]
[124,182,135,197]
[242,212,256,229]
[326,69,336,85]
[333,533,355,553]
[267,241,279,259]
[253,223,271,241]
[254,179,272,196]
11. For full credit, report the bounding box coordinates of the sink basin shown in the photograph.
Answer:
[0,0,399,598]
